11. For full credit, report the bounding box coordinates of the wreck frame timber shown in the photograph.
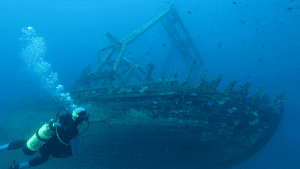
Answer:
[73,2,204,90]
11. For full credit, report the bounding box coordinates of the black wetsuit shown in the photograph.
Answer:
[7,113,79,167]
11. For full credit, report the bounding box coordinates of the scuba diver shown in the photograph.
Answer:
[0,107,89,169]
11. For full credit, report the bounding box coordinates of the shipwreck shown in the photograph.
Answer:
[19,3,284,169]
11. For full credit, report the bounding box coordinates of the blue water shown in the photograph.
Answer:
[0,0,299,168]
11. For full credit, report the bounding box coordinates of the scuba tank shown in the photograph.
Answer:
[23,118,61,155]
[23,109,89,155]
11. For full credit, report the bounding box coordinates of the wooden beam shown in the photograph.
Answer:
[120,4,173,45]
[122,57,146,75]
[159,43,176,79]
[161,15,194,68]
[113,43,127,72]
[105,32,122,52]
[182,58,197,85]
[172,10,204,66]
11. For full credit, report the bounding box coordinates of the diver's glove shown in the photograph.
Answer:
[49,119,61,131]
[53,122,61,127]
[8,164,19,169]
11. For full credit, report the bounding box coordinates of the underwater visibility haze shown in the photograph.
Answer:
[0,0,299,169]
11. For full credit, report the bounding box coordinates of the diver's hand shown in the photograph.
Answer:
[53,122,61,127]
[49,121,61,131]
[8,164,19,169]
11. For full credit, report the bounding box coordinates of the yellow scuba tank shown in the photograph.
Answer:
[25,108,89,153]
[26,119,56,152]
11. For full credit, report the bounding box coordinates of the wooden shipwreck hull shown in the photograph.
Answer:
[67,77,284,169]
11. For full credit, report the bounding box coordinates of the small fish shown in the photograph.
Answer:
[188,11,192,14]
[162,44,167,46]
[218,46,222,48]
[128,52,132,54]
[198,36,200,39]
[247,75,250,79]
[259,58,264,62]
[287,8,293,10]
[146,52,151,55]
[232,2,236,4]
[218,42,222,45]
[262,44,264,48]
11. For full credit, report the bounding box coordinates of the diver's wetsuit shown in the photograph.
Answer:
[7,113,79,167]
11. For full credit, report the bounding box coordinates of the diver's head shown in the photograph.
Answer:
[72,107,89,126]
